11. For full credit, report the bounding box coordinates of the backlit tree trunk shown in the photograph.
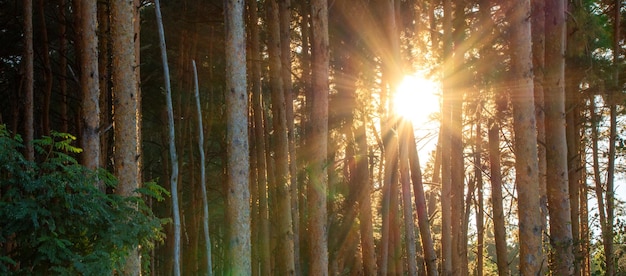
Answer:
[544,0,574,272]
[308,0,330,273]
[488,119,509,276]
[266,0,296,273]
[508,0,544,273]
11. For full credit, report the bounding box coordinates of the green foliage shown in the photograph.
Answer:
[0,125,165,275]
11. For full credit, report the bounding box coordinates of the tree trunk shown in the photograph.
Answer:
[441,0,453,273]
[77,0,100,175]
[248,0,270,274]
[308,0,329,273]
[112,0,141,273]
[399,120,418,276]
[544,0,575,273]
[488,119,509,276]
[266,0,296,274]
[37,0,52,136]
[23,0,34,161]
[474,119,484,276]
[192,60,213,276]
[407,124,438,276]
[509,0,545,273]
[279,2,301,273]
[355,123,377,276]
[224,0,251,273]
[531,0,549,252]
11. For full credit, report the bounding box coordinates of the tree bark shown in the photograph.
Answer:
[544,0,575,272]
[23,0,34,161]
[308,0,330,273]
[488,119,509,276]
[266,0,296,274]
[224,0,251,273]
[407,124,438,276]
[77,0,100,175]
[399,120,418,276]
[508,0,545,273]
[112,0,141,273]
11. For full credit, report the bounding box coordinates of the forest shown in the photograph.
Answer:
[1,0,626,275]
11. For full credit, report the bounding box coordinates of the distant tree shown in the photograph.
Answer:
[23,0,34,162]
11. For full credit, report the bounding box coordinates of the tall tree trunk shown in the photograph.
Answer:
[606,1,620,274]
[408,124,438,276]
[37,0,52,136]
[590,98,611,276]
[192,60,213,276]
[77,0,100,175]
[23,0,34,161]
[441,0,453,273]
[531,0,549,253]
[355,123,377,276]
[112,0,141,273]
[60,0,68,134]
[472,111,484,276]
[224,0,251,273]
[308,0,329,273]
[266,0,296,274]
[279,2,300,273]
[248,0,270,274]
[399,120,418,276]
[544,0,574,273]
[509,0,544,272]
[488,119,509,276]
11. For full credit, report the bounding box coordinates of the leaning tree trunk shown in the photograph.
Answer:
[224,0,251,273]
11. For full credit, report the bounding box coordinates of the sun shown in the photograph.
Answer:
[393,74,440,125]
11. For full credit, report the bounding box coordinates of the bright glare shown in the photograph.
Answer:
[393,75,440,124]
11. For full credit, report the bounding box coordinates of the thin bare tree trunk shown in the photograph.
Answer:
[488,119,509,276]
[399,120,418,276]
[355,123,377,276]
[154,1,180,275]
[192,60,212,276]
[441,0,453,273]
[60,0,68,133]
[37,0,52,136]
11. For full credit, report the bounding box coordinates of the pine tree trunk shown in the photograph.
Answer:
[266,0,296,274]
[37,0,52,136]
[77,0,100,174]
[23,0,34,161]
[308,0,329,273]
[355,123,377,276]
[441,0,453,273]
[545,0,574,272]
[407,124,438,276]
[399,121,418,276]
[488,119,509,276]
[112,0,141,273]
[224,0,251,273]
[508,0,544,273]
